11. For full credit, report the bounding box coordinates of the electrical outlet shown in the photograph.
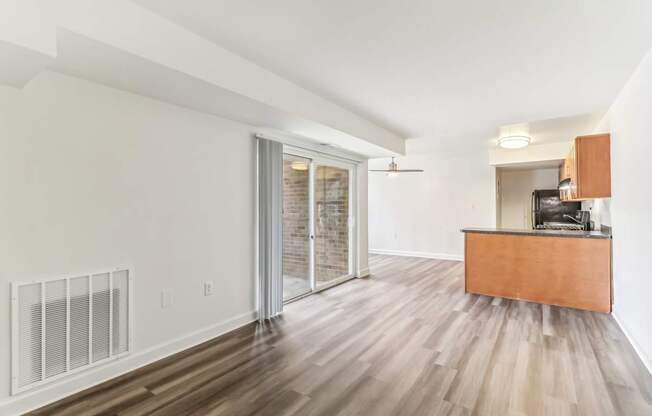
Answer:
[204,281,214,296]
[161,291,173,308]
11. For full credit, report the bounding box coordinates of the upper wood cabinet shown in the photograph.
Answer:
[559,134,611,201]
[559,152,573,182]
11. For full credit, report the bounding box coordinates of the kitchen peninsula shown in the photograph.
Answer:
[461,227,612,313]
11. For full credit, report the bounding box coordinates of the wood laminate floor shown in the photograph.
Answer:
[30,255,652,416]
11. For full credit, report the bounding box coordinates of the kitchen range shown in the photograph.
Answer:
[462,133,613,313]
[531,189,589,231]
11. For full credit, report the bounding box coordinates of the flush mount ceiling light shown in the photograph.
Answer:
[290,160,308,171]
[498,135,531,149]
[498,123,532,149]
[369,157,424,176]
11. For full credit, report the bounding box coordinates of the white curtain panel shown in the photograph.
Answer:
[257,138,284,321]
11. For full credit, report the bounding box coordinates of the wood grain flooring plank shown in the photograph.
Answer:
[28,255,652,416]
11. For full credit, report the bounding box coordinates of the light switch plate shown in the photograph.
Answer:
[204,281,214,296]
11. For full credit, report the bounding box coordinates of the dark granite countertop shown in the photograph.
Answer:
[461,227,612,239]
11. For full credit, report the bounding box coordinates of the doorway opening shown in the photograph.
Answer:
[495,162,562,229]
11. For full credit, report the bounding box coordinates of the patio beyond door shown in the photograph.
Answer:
[314,164,351,289]
[282,153,354,302]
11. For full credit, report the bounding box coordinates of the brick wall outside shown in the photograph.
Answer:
[282,160,310,279]
[314,166,349,282]
[282,162,350,283]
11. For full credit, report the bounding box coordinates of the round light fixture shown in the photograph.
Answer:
[290,160,308,171]
[498,135,531,149]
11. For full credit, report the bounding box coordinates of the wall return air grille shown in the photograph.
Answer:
[11,269,132,394]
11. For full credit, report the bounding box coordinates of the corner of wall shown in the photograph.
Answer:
[612,310,652,376]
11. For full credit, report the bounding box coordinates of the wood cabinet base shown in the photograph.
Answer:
[464,233,612,313]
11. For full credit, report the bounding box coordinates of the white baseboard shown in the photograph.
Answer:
[0,310,258,416]
[369,248,463,262]
[357,267,370,278]
[612,311,652,376]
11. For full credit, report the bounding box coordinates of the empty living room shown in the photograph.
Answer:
[2,1,652,415]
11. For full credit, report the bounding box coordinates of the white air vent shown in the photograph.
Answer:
[11,269,132,394]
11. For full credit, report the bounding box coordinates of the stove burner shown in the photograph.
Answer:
[536,222,584,231]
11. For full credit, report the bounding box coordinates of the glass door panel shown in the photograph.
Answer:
[314,164,351,288]
[282,156,312,301]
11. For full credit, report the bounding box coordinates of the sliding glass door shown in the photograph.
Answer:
[282,151,354,302]
[282,155,313,301]
[314,164,352,288]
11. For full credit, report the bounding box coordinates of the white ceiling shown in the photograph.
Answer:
[408,111,605,154]
[526,112,605,144]
[134,0,652,146]
[48,29,400,158]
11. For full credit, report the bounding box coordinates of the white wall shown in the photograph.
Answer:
[368,150,493,260]
[356,160,370,277]
[0,71,258,413]
[498,168,559,229]
[590,46,652,374]
[490,141,569,167]
[0,70,371,414]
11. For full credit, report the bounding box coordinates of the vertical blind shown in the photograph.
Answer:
[257,138,284,320]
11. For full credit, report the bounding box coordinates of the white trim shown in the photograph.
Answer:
[256,130,365,163]
[284,145,360,169]
[369,248,464,262]
[40,282,46,383]
[1,310,258,416]
[108,273,113,358]
[357,267,370,278]
[309,156,316,291]
[280,147,359,303]
[316,274,356,292]
[65,279,71,373]
[127,269,135,362]
[349,164,358,278]
[10,266,134,285]
[10,283,19,395]
[612,311,652,376]
[88,275,93,373]
[255,139,261,318]
[491,165,499,227]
